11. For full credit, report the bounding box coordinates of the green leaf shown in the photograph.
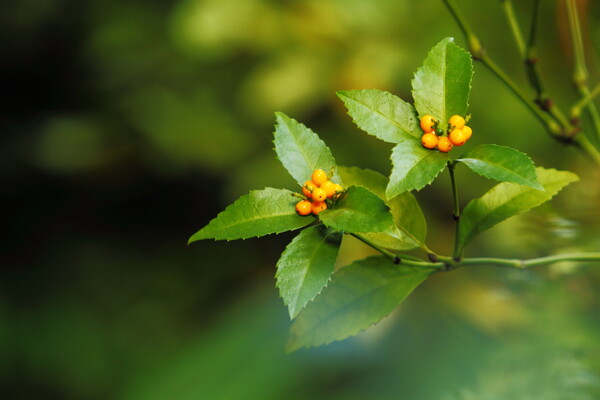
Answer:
[188,188,314,242]
[337,166,388,198]
[273,112,340,186]
[276,226,342,319]
[319,186,395,234]
[387,139,449,199]
[457,167,579,250]
[287,256,433,351]
[336,89,421,143]
[458,144,543,190]
[412,37,473,128]
[386,190,427,247]
[338,166,427,250]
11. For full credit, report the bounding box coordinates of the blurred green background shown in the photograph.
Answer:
[2,0,600,398]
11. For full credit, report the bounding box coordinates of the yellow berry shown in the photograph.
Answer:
[296,200,312,216]
[311,169,328,186]
[462,125,472,140]
[449,129,467,146]
[311,187,327,202]
[302,181,316,198]
[312,201,327,215]
[437,136,453,152]
[332,183,343,196]
[448,115,465,130]
[420,115,436,133]
[320,180,337,198]
[421,133,439,149]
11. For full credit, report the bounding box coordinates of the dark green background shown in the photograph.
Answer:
[2,0,600,398]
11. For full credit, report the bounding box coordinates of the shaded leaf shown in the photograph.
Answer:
[276,226,342,319]
[319,186,395,234]
[337,166,387,198]
[287,256,433,351]
[457,167,579,250]
[338,166,426,250]
[412,37,473,128]
[188,188,314,242]
[387,140,449,199]
[337,89,421,143]
[458,144,543,190]
[273,112,340,186]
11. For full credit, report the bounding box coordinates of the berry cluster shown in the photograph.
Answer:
[419,114,473,152]
[295,169,343,216]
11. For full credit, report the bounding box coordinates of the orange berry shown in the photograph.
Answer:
[462,125,472,140]
[311,169,328,186]
[421,133,439,149]
[449,129,467,146]
[331,183,343,198]
[437,136,453,152]
[312,201,327,215]
[296,200,312,216]
[420,115,436,133]
[302,181,316,198]
[320,180,337,198]
[311,187,327,202]
[448,115,465,130]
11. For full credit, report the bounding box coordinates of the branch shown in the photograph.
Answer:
[351,233,445,269]
[565,0,600,140]
[459,253,600,269]
[448,162,462,261]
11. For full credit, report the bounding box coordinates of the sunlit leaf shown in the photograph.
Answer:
[188,188,314,242]
[273,112,340,186]
[287,256,433,351]
[337,89,421,143]
[412,37,473,128]
[276,226,342,319]
[458,144,543,190]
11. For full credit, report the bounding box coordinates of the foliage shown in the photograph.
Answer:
[189,37,592,351]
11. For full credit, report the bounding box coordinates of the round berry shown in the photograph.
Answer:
[332,183,343,195]
[312,201,327,215]
[462,125,472,140]
[302,181,316,198]
[437,136,453,152]
[320,180,337,198]
[448,115,465,130]
[296,200,312,216]
[420,115,436,133]
[311,187,327,202]
[311,169,328,186]
[449,129,467,146]
[421,133,439,149]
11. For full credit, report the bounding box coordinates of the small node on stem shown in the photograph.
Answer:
[428,253,438,263]
[393,256,400,265]
[468,35,484,59]
[547,120,562,136]
[541,98,553,111]
[525,56,539,66]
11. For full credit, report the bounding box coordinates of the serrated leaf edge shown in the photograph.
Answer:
[386,143,449,199]
[411,37,473,126]
[188,187,315,243]
[336,90,420,143]
[275,227,340,319]
[458,144,544,190]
